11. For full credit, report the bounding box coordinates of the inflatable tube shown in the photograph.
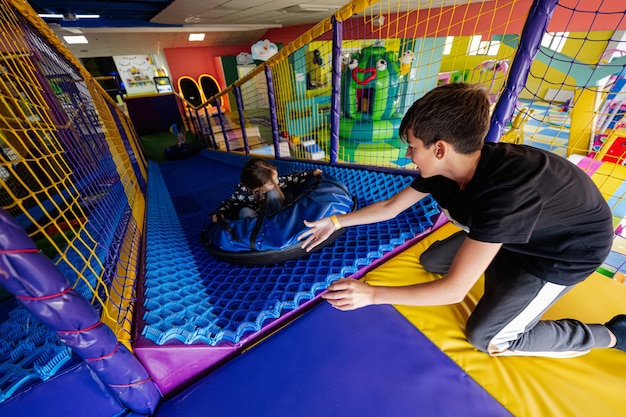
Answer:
[201,174,355,265]
[163,143,199,160]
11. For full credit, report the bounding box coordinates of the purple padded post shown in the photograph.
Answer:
[0,208,160,415]
[265,65,282,158]
[486,0,558,143]
[329,16,343,164]
[233,86,251,154]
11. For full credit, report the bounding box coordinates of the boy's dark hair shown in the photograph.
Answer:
[399,83,490,154]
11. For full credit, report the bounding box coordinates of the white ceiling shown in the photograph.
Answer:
[45,1,348,58]
[40,0,467,58]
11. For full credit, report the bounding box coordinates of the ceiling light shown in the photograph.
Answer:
[281,4,338,13]
[63,35,88,44]
[188,33,206,41]
[38,13,100,19]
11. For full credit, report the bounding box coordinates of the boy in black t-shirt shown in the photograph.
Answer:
[300,83,626,356]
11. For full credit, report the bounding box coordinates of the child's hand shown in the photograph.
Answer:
[299,217,335,251]
[212,213,223,223]
[313,169,322,176]
[322,278,375,310]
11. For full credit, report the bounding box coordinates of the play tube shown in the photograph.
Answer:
[0,208,160,415]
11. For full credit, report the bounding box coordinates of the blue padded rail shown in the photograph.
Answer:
[142,150,440,346]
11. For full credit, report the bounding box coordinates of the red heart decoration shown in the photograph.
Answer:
[352,67,377,85]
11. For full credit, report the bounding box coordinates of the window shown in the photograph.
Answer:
[541,32,569,53]
[468,35,500,56]
[442,36,454,55]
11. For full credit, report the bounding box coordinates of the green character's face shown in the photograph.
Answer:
[350,46,394,88]
[344,46,401,119]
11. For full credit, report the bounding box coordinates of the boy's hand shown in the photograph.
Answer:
[322,278,375,310]
[212,213,223,223]
[299,217,335,251]
[313,169,322,176]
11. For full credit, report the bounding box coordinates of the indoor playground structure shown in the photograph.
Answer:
[1,0,626,417]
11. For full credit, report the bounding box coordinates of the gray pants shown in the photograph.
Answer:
[420,231,611,357]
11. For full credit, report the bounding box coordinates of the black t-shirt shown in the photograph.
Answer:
[411,142,614,285]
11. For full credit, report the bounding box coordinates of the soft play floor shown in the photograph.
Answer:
[157,223,626,417]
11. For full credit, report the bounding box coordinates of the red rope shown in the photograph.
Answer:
[0,248,39,254]
[17,286,71,301]
[109,376,154,388]
[85,341,119,361]
[57,320,102,335]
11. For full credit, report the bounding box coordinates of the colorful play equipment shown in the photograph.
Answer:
[201,174,354,265]
[500,107,535,145]
[474,59,509,102]
[177,76,203,107]
[198,74,223,106]
[177,74,225,109]
[339,45,404,142]
[3,0,626,416]
[596,67,626,134]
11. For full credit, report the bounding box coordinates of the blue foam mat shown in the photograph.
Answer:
[141,150,440,346]
[0,361,125,417]
[155,302,512,417]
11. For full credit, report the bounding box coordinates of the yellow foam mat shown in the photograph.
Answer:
[363,223,626,417]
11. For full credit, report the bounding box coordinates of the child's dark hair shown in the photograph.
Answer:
[240,158,284,201]
[399,83,490,154]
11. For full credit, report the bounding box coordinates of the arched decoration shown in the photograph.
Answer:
[199,73,224,108]
[177,76,203,108]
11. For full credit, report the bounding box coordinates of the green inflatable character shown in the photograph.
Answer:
[340,45,404,142]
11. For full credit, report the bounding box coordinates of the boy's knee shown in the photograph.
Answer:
[465,319,492,353]
[419,251,444,274]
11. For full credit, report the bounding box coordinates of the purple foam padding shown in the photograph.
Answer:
[155,303,513,417]
[0,362,124,417]
[133,339,238,397]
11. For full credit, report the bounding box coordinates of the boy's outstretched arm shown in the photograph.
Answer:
[299,186,427,251]
[322,237,502,310]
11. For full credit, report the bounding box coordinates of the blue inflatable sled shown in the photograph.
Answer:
[201,174,355,265]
